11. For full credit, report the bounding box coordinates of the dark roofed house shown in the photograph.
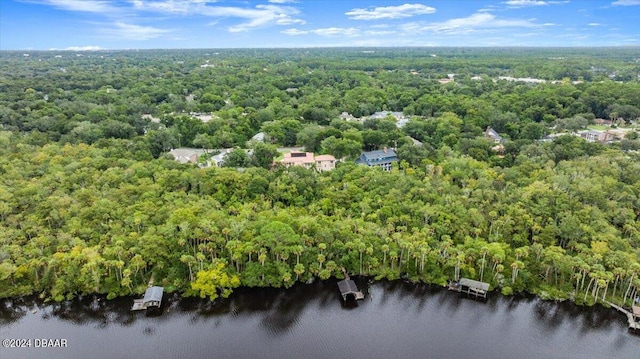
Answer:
[143,286,164,308]
[250,132,266,143]
[355,147,398,171]
[485,127,505,144]
[459,278,490,293]
[448,278,490,301]
[132,286,164,311]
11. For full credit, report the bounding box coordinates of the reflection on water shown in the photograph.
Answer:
[1,279,639,359]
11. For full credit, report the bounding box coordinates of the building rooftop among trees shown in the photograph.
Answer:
[355,148,398,171]
[280,151,336,171]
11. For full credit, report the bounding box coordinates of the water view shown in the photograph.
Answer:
[2,280,638,359]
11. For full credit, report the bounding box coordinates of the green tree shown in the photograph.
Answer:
[251,142,279,169]
[147,130,178,158]
[191,261,241,301]
[222,148,251,167]
[320,136,362,159]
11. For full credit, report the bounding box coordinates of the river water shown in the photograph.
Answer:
[1,279,638,359]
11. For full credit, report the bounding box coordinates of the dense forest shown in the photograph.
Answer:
[1,48,640,307]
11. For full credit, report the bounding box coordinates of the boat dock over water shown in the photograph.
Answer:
[337,269,364,302]
[607,301,640,333]
[132,286,164,311]
[448,278,490,301]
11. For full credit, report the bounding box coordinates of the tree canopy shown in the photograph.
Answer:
[0,48,639,307]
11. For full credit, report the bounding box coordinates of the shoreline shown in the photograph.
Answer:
[1,278,632,321]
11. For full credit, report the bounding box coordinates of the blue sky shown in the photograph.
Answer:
[1,0,639,49]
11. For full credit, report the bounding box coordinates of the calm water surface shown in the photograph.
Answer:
[1,280,639,359]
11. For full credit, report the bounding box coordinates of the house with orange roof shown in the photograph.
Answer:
[280,152,336,171]
[314,154,337,172]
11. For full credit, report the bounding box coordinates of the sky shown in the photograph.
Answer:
[1,0,639,50]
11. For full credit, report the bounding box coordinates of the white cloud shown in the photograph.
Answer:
[399,22,423,33]
[64,46,104,51]
[281,28,308,35]
[275,15,306,25]
[28,0,118,13]
[364,30,397,36]
[268,0,298,3]
[226,5,305,32]
[504,0,549,7]
[130,0,216,14]
[411,12,540,34]
[346,4,436,20]
[588,23,601,26]
[612,0,640,5]
[503,0,568,8]
[131,1,305,32]
[100,22,171,40]
[311,27,360,37]
[48,46,104,50]
[512,32,543,37]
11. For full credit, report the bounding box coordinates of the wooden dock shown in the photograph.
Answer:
[337,269,364,302]
[448,278,490,301]
[131,286,164,311]
[607,301,640,333]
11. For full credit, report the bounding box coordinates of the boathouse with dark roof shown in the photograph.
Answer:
[448,278,490,300]
[132,286,164,311]
[337,278,364,302]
